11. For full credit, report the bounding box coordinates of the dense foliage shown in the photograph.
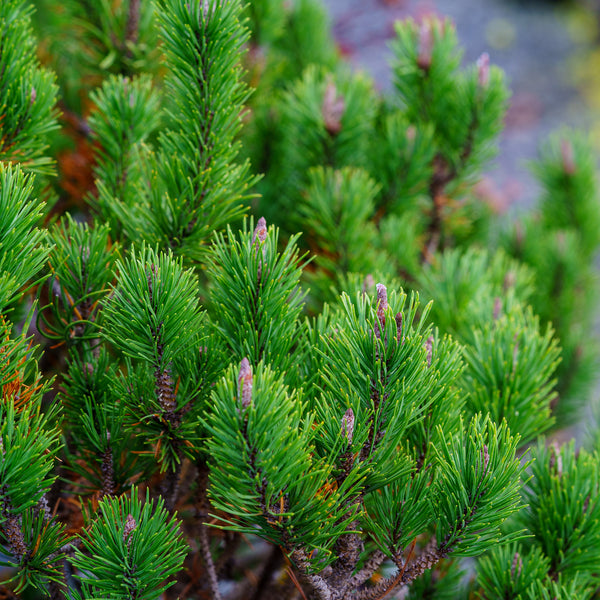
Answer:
[1,0,600,598]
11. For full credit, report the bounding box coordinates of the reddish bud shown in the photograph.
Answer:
[493,297,502,321]
[252,217,268,246]
[238,358,253,409]
[416,21,433,70]
[322,81,345,135]
[511,552,522,578]
[549,442,563,477]
[252,217,268,280]
[482,444,490,473]
[30,86,36,104]
[395,312,403,342]
[560,139,576,175]
[476,52,490,88]
[503,270,516,292]
[376,283,388,329]
[341,408,355,444]
[362,274,375,296]
[424,335,434,367]
[123,514,137,548]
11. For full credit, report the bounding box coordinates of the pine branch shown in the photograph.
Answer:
[196,461,221,600]
[290,548,332,600]
[344,549,386,590]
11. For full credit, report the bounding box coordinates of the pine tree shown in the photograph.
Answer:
[1,0,600,599]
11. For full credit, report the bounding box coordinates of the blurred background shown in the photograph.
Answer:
[321,0,600,210]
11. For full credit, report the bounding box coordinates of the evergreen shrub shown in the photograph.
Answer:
[1,0,600,598]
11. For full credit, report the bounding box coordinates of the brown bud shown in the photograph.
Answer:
[482,444,490,473]
[503,270,516,292]
[416,21,433,70]
[560,139,576,175]
[341,408,355,444]
[395,312,403,342]
[30,86,36,104]
[376,283,388,328]
[362,274,375,296]
[476,52,490,88]
[252,217,268,281]
[549,442,563,477]
[424,335,434,367]
[238,358,253,409]
[252,217,268,246]
[510,551,522,579]
[493,297,502,321]
[123,514,137,548]
[322,81,345,135]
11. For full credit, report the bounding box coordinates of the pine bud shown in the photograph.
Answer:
[493,297,502,321]
[341,408,355,444]
[503,270,516,292]
[476,52,490,88]
[37,492,52,521]
[395,312,403,342]
[322,81,345,135]
[549,442,563,477]
[30,86,36,104]
[238,358,253,409]
[510,551,522,578]
[560,138,576,175]
[252,217,268,281]
[123,513,137,549]
[482,444,489,473]
[424,335,434,367]
[376,283,388,328]
[362,274,375,296]
[416,21,433,71]
[252,217,268,247]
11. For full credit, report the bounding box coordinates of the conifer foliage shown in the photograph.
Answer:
[1,0,600,598]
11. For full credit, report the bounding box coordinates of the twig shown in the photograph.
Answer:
[354,539,417,600]
[199,522,222,600]
[345,549,386,590]
[196,461,221,600]
[290,548,332,600]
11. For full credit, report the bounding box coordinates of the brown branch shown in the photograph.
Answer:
[196,461,222,600]
[160,462,182,512]
[125,0,141,48]
[421,104,480,263]
[345,549,386,590]
[354,539,423,600]
[290,548,332,600]
[199,522,222,600]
